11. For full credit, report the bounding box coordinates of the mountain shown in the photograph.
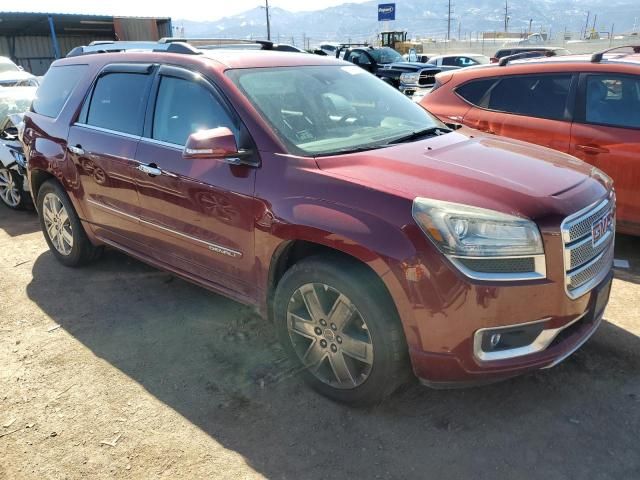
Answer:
[176,0,640,45]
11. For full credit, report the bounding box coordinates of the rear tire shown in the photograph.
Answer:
[36,179,103,267]
[274,255,409,406]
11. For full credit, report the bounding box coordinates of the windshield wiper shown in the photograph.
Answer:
[387,126,452,145]
[315,143,393,156]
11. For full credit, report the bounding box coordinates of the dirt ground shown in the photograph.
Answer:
[0,205,639,480]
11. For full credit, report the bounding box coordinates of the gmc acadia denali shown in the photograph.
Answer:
[24,40,615,404]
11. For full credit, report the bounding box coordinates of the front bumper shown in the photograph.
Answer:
[399,85,433,102]
[410,271,612,387]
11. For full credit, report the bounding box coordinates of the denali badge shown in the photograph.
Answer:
[592,210,613,245]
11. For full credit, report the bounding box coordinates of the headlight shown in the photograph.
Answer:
[412,198,545,280]
[400,72,420,85]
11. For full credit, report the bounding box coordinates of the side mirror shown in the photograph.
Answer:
[183,127,241,161]
[408,48,418,62]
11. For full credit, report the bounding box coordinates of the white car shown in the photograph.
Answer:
[426,53,490,68]
[0,87,36,209]
[0,57,39,88]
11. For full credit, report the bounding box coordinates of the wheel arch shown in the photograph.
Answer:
[265,235,414,342]
[29,168,56,208]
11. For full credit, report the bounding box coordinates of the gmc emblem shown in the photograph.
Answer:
[592,210,613,245]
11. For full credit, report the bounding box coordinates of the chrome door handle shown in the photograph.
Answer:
[137,164,163,176]
[68,145,85,155]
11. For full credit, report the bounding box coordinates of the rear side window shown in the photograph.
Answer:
[456,79,498,106]
[487,74,572,121]
[84,73,149,135]
[584,74,640,128]
[152,76,235,146]
[32,65,87,118]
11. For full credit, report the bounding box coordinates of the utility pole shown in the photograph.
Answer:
[447,0,452,41]
[504,0,509,33]
[528,18,533,35]
[263,0,271,41]
[584,11,590,40]
[458,21,461,41]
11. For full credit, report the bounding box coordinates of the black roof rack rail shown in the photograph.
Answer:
[159,37,274,50]
[66,40,201,57]
[499,50,555,66]
[591,45,640,63]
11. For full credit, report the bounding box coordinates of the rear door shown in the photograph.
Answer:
[570,72,640,233]
[66,64,154,248]
[462,72,576,152]
[134,65,258,300]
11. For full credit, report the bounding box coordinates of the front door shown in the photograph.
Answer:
[463,73,576,153]
[67,64,154,249]
[570,73,640,234]
[134,66,258,300]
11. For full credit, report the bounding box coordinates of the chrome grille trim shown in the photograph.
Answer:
[565,229,613,271]
[561,194,615,299]
[562,198,611,243]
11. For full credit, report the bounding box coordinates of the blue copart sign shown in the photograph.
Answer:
[378,3,396,21]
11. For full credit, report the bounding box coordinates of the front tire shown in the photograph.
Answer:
[36,179,102,267]
[0,167,29,210]
[274,255,409,405]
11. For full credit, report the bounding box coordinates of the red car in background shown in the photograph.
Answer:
[422,47,640,235]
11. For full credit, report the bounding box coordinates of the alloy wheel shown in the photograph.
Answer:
[287,283,374,389]
[0,168,20,208]
[42,192,73,256]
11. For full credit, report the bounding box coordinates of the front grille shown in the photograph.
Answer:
[418,71,437,87]
[562,196,615,299]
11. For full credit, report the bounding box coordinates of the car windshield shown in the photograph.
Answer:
[227,65,445,156]
[0,60,20,74]
[471,56,490,64]
[0,86,37,119]
[368,47,404,64]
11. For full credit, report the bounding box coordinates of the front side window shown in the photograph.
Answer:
[32,64,87,118]
[152,75,234,146]
[85,72,149,135]
[456,79,498,106]
[486,74,573,121]
[584,74,640,129]
[227,65,445,156]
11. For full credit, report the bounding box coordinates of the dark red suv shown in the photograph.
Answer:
[24,40,614,404]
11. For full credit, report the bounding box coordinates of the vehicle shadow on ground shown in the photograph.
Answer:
[25,249,640,479]
[614,234,640,285]
[0,204,39,237]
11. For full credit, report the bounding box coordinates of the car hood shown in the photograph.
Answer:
[315,129,607,218]
[380,62,440,72]
[0,70,36,83]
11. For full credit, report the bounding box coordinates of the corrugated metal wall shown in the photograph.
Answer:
[0,18,171,76]
[0,35,112,75]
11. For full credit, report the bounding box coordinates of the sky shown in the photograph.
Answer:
[8,0,371,21]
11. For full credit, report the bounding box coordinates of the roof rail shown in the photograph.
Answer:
[66,40,201,57]
[159,38,273,49]
[498,50,555,66]
[591,45,640,63]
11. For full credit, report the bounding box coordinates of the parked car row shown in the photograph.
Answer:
[422,45,640,235]
[13,38,620,406]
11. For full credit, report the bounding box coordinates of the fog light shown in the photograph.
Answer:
[480,322,546,353]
